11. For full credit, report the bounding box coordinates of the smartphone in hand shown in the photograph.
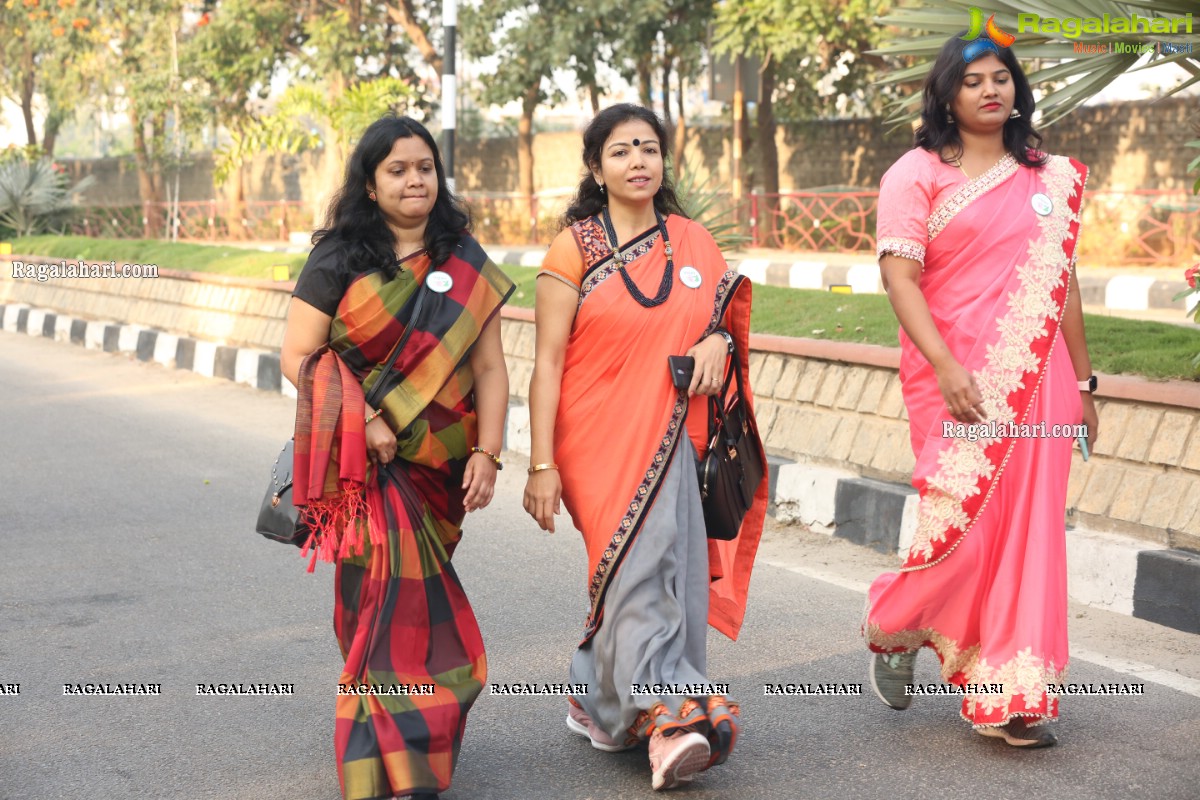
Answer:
[668,355,695,390]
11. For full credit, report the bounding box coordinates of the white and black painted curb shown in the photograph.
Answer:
[487,248,1196,314]
[5,301,1197,636]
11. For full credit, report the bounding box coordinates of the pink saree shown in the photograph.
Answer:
[865,148,1087,728]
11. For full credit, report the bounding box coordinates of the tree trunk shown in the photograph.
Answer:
[674,74,687,177]
[42,105,68,159]
[739,95,753,194]
[757,60,779,247]
[314,71,350,233]
[636,55,653,108]
[588,81,600,115]
[518,83,539,242]
[20,41,37,148]
[42,119,60,159]
[385,0,443,74]
[128,102,164,237]
[661,55,672,126]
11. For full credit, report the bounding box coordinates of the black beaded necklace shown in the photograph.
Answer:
[601,206,674,308]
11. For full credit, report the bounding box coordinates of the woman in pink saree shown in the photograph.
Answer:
[864,37,1099,747]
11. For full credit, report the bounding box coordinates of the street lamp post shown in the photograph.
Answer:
[443,0,457,192]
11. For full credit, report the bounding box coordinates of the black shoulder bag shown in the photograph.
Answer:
[696,344,765,541]
[255,282,431,546]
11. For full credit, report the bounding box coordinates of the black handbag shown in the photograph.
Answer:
[696,345,765,541]
[255,280,431,546]
[256,439,309,546]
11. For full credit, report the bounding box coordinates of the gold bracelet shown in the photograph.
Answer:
[527,463,559,474]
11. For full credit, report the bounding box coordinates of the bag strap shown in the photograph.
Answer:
[707,342,745,444]
[363,278,431,409]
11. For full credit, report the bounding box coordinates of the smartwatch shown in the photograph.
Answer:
[1077,375,1097,393]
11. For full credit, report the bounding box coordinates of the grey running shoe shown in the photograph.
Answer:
[976,719,1058,748]
[869,650,917,710]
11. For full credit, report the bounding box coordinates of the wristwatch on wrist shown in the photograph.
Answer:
[714,329,735,353]
[1078,375,1097,393]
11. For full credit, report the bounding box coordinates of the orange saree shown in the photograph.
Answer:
[540,213,766,757]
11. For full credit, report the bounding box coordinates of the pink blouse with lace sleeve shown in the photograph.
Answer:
[876,149,937,267]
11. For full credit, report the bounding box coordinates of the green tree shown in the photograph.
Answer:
[0,0,102,156]
[606,0,713,172]
[713,0,889,242]
[874,0,1199,126]
[93,2,215,233]
[189,0,299,209]
[463,0,579,207]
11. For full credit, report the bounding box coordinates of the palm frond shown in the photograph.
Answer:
[0,159,94,236]
[672,169,749,254]
[873,0,1200,127]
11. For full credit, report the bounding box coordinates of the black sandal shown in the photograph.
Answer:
[976,718,1057,748]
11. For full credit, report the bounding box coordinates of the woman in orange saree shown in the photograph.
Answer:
[864,38,1099,748]
[523,104,766,791]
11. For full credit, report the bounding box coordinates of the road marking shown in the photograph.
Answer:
[761,558,1200,700]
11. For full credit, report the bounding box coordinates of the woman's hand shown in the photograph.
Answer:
[462,452,498,512]
[523,469,562,533]
[1081,392,1099,453]
[686,333,730,397]
[936,358,987,423]
[365,414,397,466]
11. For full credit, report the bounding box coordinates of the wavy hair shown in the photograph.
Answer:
[914,34,1047,169]
[313,114,469,277]
[562,103,688,228]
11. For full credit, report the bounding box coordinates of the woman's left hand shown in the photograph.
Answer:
[1081,392,1099,454]
[686,333,729,397]
[462,452,498,512]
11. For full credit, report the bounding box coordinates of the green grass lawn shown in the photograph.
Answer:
[11,235,309,280]
[7,238,1198,381]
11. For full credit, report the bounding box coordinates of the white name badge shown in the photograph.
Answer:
[1031,193,1053,216]
[679,266,703,289]
[427,271,454,293]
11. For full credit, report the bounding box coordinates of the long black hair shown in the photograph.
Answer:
[915,34,1047,169]
[313,114,468,277]
[562,103,688,228]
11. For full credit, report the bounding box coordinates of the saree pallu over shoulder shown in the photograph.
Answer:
[902,155,1088,571]
[332,235,514,437]
[552,215,764,644]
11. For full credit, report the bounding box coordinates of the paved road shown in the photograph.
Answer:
[2,332,1198,800]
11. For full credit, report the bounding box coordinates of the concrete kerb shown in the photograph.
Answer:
[487,246,1193,313]
[2,299,1197,636]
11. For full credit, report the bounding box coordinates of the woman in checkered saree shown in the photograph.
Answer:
[281,115,514,800]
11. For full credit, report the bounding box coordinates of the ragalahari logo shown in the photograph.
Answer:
[960,7,1016,63]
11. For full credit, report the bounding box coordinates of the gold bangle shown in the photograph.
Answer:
[527,463,559,474]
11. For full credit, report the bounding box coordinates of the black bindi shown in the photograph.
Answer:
[632,138,641,146]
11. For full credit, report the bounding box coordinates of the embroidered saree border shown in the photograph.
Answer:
[877,236,926,265]
[926,154,1018,243]
[580,268,742,644]
[573,216,661,306]
[903,155,1086,571]
[865,620,1066,727]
